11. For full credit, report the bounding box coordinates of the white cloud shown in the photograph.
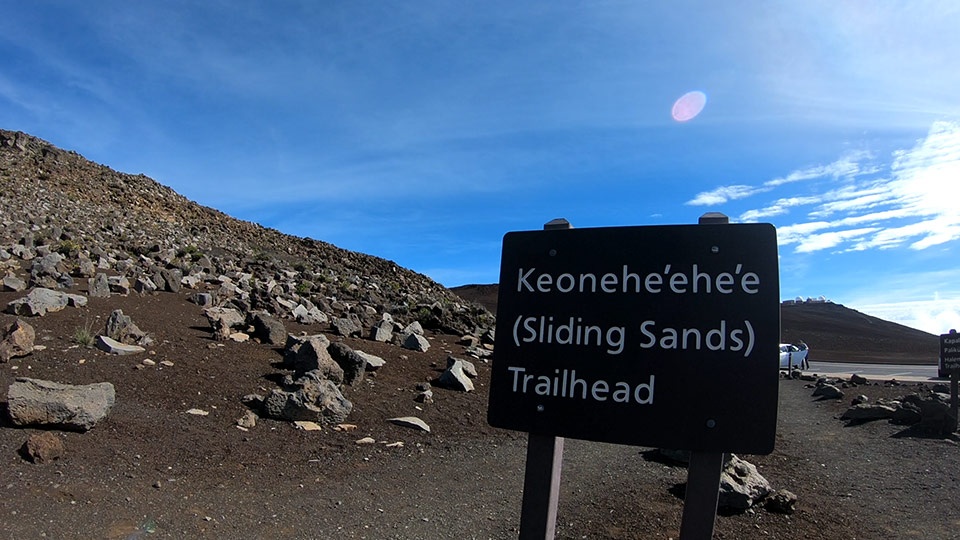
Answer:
[763,150,874,187]
[686,185,770,206]
[735,120,960,254]
[739,195,824,221]
[690,151,874,208]
[794,227,880,253]
[855,299,960,336]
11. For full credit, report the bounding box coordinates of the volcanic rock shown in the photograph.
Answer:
[0,318,35,362]
[7,377,116,431]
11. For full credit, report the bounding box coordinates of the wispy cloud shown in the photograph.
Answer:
[763,150,875,187]
[686,152,872,207]
[711,121,960,255]
[686,185,772,206]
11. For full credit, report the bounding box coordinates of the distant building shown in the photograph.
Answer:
[781,296,833,305]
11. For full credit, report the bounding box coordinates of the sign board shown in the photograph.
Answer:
[941,332,960,373]
[488,223,780,454]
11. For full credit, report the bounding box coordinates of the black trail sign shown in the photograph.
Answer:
[488,223,780,454]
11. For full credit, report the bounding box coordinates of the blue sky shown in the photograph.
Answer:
[2,1,959,335]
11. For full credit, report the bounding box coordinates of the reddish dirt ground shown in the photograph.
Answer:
[2,286,958,539]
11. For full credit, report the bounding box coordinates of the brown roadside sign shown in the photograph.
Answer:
[487,223,780,454]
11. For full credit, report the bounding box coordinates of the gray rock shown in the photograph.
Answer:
[160,268,182,292]
[108,275,131,295]
[6,287,70,316]
[388,416,431,432]
[850,373,869,385]
[912,394,955,435]
[287,335,343,383]
[0,318,35,362]
[204,306,246,340]
[262,378,352,425]
[7,377,115,432]
[87,273,111,297]
[29,253,66,285]
[355,350,386,371]
[812,384,844,400]
[331,316,362,337]
[292,303,328,324]
[891,401,922,425]
[718,454,771,510]
[328,342,366,386]
[438,360,475,392]
[2,275,27,292]
[447,355,477,378]
[95,335,146,355]
[188,292,214,307]
[77,256,96,278]
[250,311,286,345]
[369,319,394,342]
[402,333,430,352]
[237,410,258,429]
[134,276,158,294]
[841,403,897,421]
[105,309,149,345]
[402,321,424,336]
[765,489,797,514]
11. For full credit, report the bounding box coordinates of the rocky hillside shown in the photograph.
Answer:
[0,129,494,335]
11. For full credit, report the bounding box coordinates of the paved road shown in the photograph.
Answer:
[806,361,944,382]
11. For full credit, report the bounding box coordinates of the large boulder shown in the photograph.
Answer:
[402,333,430,352]
[327,342,366,386]
[812,383,844,400]
[0,318,35,362]
[905,393,955,436]
[285,335,343,382]
[6,288,83,316]
[7,377,116,432]
[718,454,772,510]
[330,316,362,338]
[2,275,27,292]
[203,306,246,340]
[250,311,286,345]
[438,359,475,392]
[87,273,111,297]
[841,403,898,422]
[262,376,352,425]
[104,309,150,345]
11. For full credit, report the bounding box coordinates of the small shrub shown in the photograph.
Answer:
[56,239,81,256]
[73,322,95,347]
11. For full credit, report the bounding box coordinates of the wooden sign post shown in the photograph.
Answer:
[490,214,780,539]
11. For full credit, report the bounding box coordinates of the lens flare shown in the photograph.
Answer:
[671,91,707,122]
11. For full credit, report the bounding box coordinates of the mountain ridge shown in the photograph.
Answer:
[0,128,493,335]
